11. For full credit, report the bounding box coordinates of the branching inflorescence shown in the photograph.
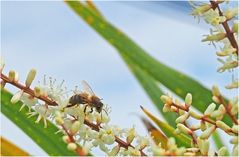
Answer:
[0,61,150,156]
[190,0,238,89]
[1,0,238,156]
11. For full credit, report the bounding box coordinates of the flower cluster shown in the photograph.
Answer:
[1,60,152,156]
[190,0,238,89]
[160,87,238,156]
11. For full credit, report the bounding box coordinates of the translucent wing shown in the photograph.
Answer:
[81,80,95,95]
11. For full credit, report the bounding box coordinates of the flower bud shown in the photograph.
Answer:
[62,135,70,143]
[25,69,36,87]
[198,138,209,155]
[212,96,220,103]
[108,145,120,156]
[55,116,64,125]
[224,8,238,20]
[126,127,136,144]
[216,47,237,56]
[177,124,192,134]
[218,146,228,156]
[212,85,221,97]
[67,142,77,151]
[185,93,192,106]
[189,109,202,119]
[34,86,41,97]
[200,121,207,131]
[160,95,172,105]
[8,70,19,82]
[200,126,216,139]
[176,113,189,124]
[211,110,221,118]
[11,90,24,104]
[170,106,178,112]
[218,104,226,114]
[204,103,216,115]
[216,121,231,132]
[70,121,81,135]
[191,4,211,16]
[231,104,238,115]
[232,144,238,156]
[202,33,226,42]
[163,104,171,112]
[232,125,239,133]
[232,21,238,33]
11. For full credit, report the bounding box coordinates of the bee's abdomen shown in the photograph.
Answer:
[69,95,83,105]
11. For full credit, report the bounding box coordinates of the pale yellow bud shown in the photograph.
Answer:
[176,113,189,124]
[62,135,70,143]
[70,121,81,135]
[11,90,24,104]
[8,70,16,81]
[160,95,172,105]
[218,104,226,114]
[177,124,192,134]
[25,69,36,87]
[163,104,171,112]
[212,96,220,103]
[232,21,238,33]
[218,146,227,156]
[185,93,192,106]
[216,121,231,132]
[212,85,221,97]
[126,127,136,144]
[55,116,64,125]
[108,145,120,156]
[191,4,211,16]
[224,8,238,20]
[200,126,216,139]
[199,138,209,155]
[204,103,216,115]
[174,128,181,134]
[232,144,238,156]
[202,33,226,42]
[67,143,77,151]
[189,109,202,119]
[232,125,239,133]
[34,86,41,97]
[200,121,207,131]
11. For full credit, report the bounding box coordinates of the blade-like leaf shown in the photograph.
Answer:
[141,106,191,147]
[65,1,231,126]
[122,53,177,126]
[141,117,168,148]
[0,136,30,156]
[1,89,76,156]
[65,1,225,148]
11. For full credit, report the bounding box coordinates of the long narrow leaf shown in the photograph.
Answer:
[1,89,76,156]
[65,1,225,148]
[65,1,231,126]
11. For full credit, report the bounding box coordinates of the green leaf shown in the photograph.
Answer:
[141,106,191,147]
[1,89,76,156]
[1,136,30,156]
[65,1,226,148]
[122,53,177,126]
[65,1,231,126]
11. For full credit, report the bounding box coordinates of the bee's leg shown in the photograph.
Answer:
[84,105,88,113]
[89,107,93,113]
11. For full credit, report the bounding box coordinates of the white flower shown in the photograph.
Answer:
[203,9,226,26]
[19,93,38,111]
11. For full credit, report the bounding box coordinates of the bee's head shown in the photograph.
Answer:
[96,101,103,113]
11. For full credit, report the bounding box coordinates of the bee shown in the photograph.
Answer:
[67,81,106,115]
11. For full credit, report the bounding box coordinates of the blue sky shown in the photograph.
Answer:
[1,1,237,155]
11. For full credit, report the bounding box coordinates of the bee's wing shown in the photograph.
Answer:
[81,80,95,96]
